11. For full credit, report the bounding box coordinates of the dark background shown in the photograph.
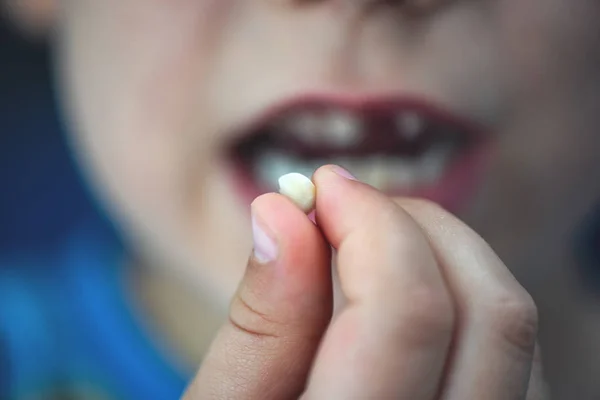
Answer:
[0,20,95,256]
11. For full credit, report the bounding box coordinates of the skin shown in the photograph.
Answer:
[21,0,600,396]
[186,166,545,399]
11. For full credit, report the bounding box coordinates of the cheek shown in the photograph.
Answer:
[461,1,600,255]
[496,1,600,185]
[495,0,600,104]
[58,0,234,234]
[420,12,509,125]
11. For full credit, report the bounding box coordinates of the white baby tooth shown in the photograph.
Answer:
[396,111,424,140]
[324,111,363,147]
[278,173,316,213]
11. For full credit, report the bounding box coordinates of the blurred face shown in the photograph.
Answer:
[55,0,600,300]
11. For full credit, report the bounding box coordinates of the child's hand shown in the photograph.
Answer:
[183,165,547,400]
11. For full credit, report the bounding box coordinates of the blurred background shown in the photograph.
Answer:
[1,1,101,257]
[2,1,600,399]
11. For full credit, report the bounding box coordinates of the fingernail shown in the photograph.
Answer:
[252,212,278,263]
[331,165,357,181]
[308,210,316,224]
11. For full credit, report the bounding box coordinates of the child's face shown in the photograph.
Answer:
[57,0,600,297]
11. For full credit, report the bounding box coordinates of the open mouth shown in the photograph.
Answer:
[226,97,491,213]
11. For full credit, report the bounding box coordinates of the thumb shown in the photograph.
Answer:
[183,193,333,400]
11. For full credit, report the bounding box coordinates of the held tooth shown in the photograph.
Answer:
[278,173,316,213]
[396,111,424,141]
[324,111,363,147]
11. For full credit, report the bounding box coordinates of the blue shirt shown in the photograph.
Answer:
[0,220,189,399]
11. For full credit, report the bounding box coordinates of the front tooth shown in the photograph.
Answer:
[323,111,363,147]
[283,113,323,144]
[396,111,424,141]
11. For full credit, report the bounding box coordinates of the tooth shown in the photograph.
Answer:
[418,145,453,183]
[278,173,316,213]
[389,158,419,188]
[365,157,388,190]
[396,112,424,141]
[324,111,363,147]
[283,113,323,144]
[256,151,296,185]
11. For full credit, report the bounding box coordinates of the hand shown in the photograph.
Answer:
[183,165,548,399]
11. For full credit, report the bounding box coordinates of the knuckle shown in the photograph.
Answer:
[229,292,281,339]
[486,290,539,353]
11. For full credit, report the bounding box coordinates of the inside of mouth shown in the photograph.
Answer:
[229,108,473,193]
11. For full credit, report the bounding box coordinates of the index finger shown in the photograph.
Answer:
[303,165,455,399]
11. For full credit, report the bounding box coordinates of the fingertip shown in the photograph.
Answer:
[250,192,331,291]
[313,164,356,185]
[313,164,400,246]
[251,192,320,252]
[312,165,362,217]
[314,164,357,181]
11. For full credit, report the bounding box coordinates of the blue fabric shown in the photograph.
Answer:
[0,29,190,398]
[0,220,190,399]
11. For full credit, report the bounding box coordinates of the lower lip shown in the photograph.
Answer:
[226,139,492,216]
